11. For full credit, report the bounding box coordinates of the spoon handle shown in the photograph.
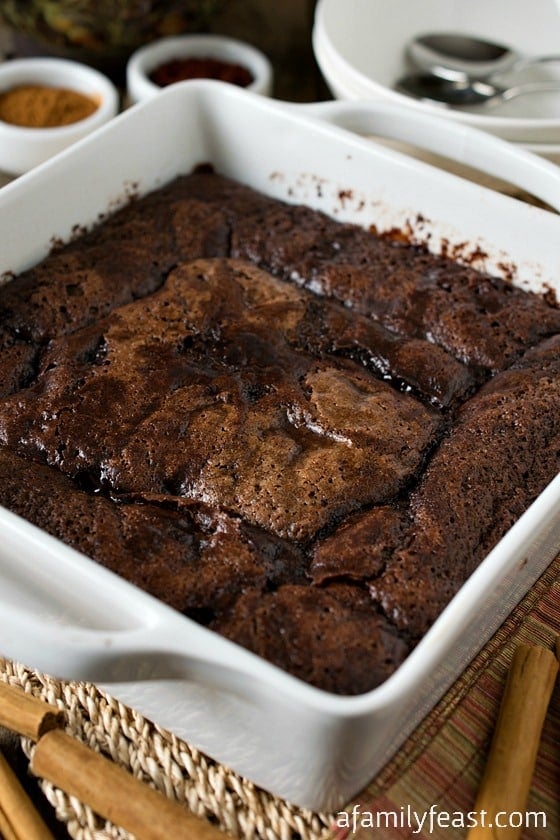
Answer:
[514,53,560,72]
[501,79,560,101]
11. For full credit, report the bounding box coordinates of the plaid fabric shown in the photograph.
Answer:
[332,555,560,839]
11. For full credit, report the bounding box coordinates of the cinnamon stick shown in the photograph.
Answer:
[467,641,559,840]
[32,729,226,840]
[0,750,53,840]
[0,682,64,741]
[0,807,19,840]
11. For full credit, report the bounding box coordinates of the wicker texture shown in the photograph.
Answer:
[0,660,334,840]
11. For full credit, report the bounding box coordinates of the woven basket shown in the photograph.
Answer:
[0,659,335,840]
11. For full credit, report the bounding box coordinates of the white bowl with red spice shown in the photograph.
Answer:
[0,57,119,176]
[126,34,273,105]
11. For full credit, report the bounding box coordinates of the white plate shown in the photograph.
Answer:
[313,0,560,143]
[0,83,559,812]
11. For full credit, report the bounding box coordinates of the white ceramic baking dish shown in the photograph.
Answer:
[1,81,560,813]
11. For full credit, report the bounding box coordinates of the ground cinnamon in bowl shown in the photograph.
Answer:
[0,85,98,128]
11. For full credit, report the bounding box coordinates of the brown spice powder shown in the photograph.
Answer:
[0,85,98,128]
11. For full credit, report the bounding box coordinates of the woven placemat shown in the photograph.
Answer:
[0,660,334,840]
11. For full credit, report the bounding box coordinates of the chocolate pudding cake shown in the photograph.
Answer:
[0,170,559,695]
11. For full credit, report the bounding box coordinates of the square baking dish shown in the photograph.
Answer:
[1,81,560,813]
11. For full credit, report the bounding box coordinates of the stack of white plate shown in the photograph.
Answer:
[313,0,560,161]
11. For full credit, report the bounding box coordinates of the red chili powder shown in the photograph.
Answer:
[149,57,254,88]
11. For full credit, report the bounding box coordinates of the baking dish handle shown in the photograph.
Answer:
[0,597,258,686]
[294,99,560,212]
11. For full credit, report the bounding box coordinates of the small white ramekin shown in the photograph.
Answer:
[126,34,273,105]
[0,57,119,176]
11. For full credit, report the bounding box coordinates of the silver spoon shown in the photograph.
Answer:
[407,32,560,82]
[395,72,560,108]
